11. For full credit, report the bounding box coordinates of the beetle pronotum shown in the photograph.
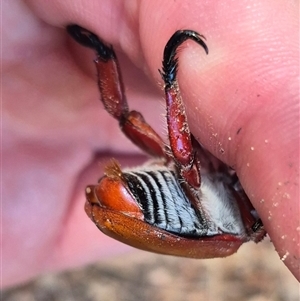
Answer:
[67,25,265,258]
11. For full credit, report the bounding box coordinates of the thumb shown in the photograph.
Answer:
[140,1,299,280]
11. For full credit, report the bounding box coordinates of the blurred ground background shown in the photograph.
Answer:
[2,239,299,301]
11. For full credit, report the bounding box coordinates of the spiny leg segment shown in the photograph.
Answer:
[159,30,208,189]
[67,25,209,190]
[67,25,166,158]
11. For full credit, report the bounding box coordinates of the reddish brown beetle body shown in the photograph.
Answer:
[67,25,266,258]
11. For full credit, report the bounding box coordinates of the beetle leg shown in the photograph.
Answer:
[159,30,209,189]
[67,25,167,159]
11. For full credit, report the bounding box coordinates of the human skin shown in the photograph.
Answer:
[3,0,299,287]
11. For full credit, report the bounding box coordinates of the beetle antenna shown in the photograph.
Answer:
[159,30,209,88]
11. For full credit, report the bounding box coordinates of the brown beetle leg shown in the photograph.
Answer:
[159,30,208,189]
[67,25,167,159]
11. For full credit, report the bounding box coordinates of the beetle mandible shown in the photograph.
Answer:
[67,25,266,258]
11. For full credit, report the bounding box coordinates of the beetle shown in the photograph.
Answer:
[67,25,266,258]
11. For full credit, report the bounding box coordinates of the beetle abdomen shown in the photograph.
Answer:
[122,168,209,238]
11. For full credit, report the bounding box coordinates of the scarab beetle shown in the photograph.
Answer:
[67,25,266,258]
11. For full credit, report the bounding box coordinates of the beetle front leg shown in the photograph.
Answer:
[159,30,209,189]
[67,25,167,159]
